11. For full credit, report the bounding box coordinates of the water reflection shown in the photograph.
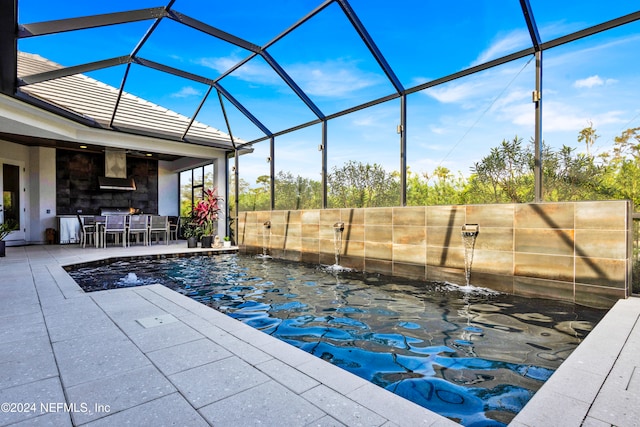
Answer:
[66,254,606,427]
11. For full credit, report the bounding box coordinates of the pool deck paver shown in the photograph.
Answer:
[0,243,639,427]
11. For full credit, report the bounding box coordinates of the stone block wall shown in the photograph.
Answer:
[237,201,631,308]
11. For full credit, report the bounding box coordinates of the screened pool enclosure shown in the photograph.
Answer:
[2,0,640,213]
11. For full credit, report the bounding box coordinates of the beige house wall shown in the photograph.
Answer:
[237,201,632,309]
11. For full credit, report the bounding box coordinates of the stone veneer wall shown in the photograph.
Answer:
[237,201,631,309]
[56,149,158,215]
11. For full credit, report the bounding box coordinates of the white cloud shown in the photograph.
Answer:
[196,55,281,85]
[540,101,626,132]
[170,86,202,98]
[426,80,484,104]
[574,75,603,88]
[472,30,531,66]
[195,55,384,98]
[286,59,385,98]
[574,75,618,88]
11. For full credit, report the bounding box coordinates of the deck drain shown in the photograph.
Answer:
[136,314,178,328]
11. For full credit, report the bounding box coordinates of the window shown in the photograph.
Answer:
[179,164,215,216]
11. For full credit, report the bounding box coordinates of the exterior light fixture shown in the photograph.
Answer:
[79,145,87,149]
[532,90,541,102]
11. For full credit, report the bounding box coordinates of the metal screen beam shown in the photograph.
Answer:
[109,3,173,129]
[0,0,17,95]
[19,56,131,86]
[533,51,543,202]
[166,10,260,53]
[270,137,275,210]
[109,62,132,128]
[214,83,272,137]
[261,51,325,120]
[321,121,328,209]
[541,10,640,50]
[337,0,404,94]
[520,0,541,50]
[182,86,214,141]
[263,0,334,50]
[217,89,237,149]
[135,57,216,86]
[399,95,407,206]
[18,8,166,38]
[520,0,542,200]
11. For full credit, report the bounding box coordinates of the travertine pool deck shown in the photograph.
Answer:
[0,243,638,426]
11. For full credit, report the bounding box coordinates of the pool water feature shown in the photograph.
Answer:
[66,254,606,426]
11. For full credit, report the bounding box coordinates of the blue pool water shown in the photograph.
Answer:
[66,254,606,426]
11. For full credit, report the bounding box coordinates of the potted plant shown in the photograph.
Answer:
[182,219,202,248]
[0,220,18,257]
[223,236,231,248]
[193,188,222,248]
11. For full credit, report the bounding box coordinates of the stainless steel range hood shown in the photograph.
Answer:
[99,149,136,191]
[98,176,136,191]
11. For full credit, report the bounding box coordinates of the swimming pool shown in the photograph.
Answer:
[66,254,606,426]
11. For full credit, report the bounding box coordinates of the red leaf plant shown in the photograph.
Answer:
[192,188,222,236]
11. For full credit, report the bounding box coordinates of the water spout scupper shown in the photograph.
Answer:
[461,224,479,286]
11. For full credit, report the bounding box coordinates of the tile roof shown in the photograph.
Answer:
[17,52,235,149]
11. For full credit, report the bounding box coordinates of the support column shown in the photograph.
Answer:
[321,121,328,209]
[269,136,275,210]
[234,150,240,240]
[400,94,407,206]
[534,50,543,202]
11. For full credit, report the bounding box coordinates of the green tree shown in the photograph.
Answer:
[577,121,599,157]
[239,175,270,211]
[543,145,607,201]
[469,136,532,203]
[609,127,640,207]
[275,171,322,210]
[327,160,399,208]
[408,166,466,205]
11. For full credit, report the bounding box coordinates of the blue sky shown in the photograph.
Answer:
[17,1,640,185]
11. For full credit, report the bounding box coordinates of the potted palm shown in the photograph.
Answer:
[0,220,18,257]
[193,188,222,248]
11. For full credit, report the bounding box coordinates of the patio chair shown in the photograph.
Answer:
[128,215,149,246]
[76,215,96,248]
[149,215,169,245]
[169,216,180,241]
[102,215,127,248]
